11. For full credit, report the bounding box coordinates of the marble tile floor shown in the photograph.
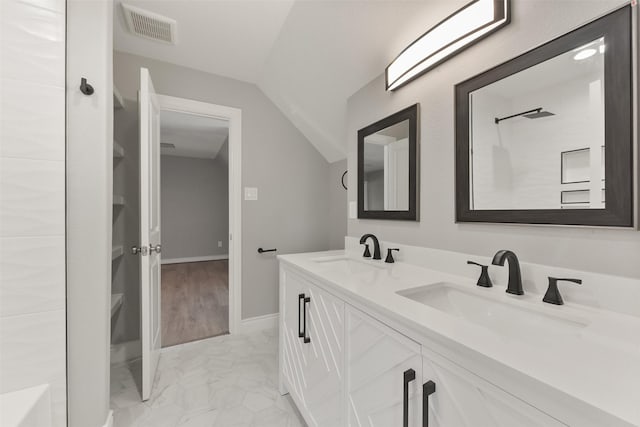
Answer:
[110,329,306,427]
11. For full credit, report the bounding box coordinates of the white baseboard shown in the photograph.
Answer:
[110,339,141,365]
[161,254,228,264]
[237,313,279,334]
[103,410,113,427]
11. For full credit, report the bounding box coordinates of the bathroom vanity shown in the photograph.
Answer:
[278,240,640,427]
[279,9,639,425]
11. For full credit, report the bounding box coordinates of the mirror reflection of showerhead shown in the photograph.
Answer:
[494,107,555,124]
[523,109,555,119]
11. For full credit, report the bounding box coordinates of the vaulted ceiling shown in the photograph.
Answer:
[114,0,467,162]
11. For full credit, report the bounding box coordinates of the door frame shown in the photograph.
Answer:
[157,94,242,334]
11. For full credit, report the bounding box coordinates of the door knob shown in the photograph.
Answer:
[149,244,162,254]
[132,245,148,256]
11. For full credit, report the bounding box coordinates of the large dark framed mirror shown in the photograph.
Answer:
[455,6,632,227]
[358,104,419,220]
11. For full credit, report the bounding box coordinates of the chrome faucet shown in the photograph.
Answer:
[359,234,381,260]
[491,250,524,295]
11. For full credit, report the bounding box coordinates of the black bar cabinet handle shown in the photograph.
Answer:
[257,247,277,253]
[298,294,305,338]
[403,369,416,427]
[422,380,436,427]
[303,297,311,343]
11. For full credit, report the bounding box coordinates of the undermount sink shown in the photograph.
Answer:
[311,255,383,275]
[397,282,590,341]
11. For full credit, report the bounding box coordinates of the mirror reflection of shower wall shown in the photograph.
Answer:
[363,119,410,211]
[469,37,606,210]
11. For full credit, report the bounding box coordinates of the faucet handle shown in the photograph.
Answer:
[467,260,493,288]
[362,243,371,258]
[385,248,400,264]
[543,277,582,305]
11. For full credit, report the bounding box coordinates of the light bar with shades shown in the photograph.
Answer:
[386,0,510,91]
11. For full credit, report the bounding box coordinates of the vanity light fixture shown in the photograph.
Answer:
[385,0,510,91]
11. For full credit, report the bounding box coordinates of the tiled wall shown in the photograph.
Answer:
[0,0,67,426]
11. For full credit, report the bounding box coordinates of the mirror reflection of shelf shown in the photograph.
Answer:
[561,189,589,205]
[112,245,124,260]
[561,148,591,184]
[561,204,591,209]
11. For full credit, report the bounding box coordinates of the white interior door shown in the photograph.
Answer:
[139,67,162,401]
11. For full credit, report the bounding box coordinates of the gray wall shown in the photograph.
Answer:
[114,51,334,319]
[328,159,348,249]
[347,0,640,279]
[161,155,229,260]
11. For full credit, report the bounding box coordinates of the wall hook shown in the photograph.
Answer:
[341,170,348,190]
[80,78,94,95]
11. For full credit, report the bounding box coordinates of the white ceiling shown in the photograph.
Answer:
[114,0,295,83]
[160,110,229,159]
[478,37,605,100]
[114,0,468,162]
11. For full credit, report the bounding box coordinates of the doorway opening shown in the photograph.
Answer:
[157,94,243,343]
[159,110,230,347]
[109,75,243,406]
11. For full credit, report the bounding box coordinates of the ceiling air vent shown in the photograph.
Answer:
[160,143,175,149]
[121,3,177,44]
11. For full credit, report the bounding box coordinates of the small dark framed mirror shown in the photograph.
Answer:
[358,104,419,220]
[455,6,632,227]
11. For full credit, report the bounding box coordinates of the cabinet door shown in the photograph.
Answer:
[301,282,345,426]
[280,269,308,405]
[346,305,422,427]
[422,347,567,427]
[280,269,345,426]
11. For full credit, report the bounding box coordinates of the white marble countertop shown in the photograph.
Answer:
[278,249,640,427]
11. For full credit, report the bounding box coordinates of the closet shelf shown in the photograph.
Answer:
[112,245,124,260]
[113,195,125,206]
[111,293,124,317]
[113,87,125,110]
[113,141,125,158]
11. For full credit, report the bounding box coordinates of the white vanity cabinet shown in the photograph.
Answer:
[279,263,568,427]
[421,347,566,427]
[279,268,345,426]
[280,268,306,400]
[346,306,422,427]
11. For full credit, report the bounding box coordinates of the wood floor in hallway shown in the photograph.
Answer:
[161,260,229,348]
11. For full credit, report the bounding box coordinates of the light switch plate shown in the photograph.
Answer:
[244,187,258,201]
[349,201,357,219]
